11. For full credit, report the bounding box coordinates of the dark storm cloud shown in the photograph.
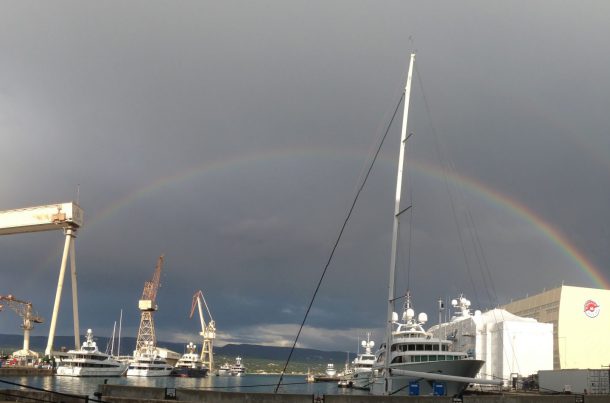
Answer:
[1,1,609,351]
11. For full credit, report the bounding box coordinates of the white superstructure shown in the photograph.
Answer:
[325,363,336,377]
[370,294,487,396]
[230,356,246,376]
[126,342,173,377]
[428,295,553,387]
[56,329,127,377]
[171,342,209,377]
[338,334,376,389]
[504,285,610,370]
[217,362,231,376]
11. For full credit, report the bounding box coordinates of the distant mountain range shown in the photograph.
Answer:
[0,334,350,363]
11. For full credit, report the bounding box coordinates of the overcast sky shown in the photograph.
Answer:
[1,1,609,352]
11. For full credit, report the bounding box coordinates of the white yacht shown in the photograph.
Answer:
[126,342,173,377]
[369,294,485,395]
[229,356,246,376]
[170,342,208,378]
[339,334,376,389]
[56,329,127,377]
[217,362,231,376]
[368,53,499,396]
[325,363,336,377]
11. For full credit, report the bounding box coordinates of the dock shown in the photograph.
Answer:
[1,384,610,403]
[0,367,52,376]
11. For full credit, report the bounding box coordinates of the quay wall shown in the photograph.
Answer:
[0,389,86,403]
[0,368,52,376]
[325,396,603,403]
[98,384,313,403]
[96,385,610,403]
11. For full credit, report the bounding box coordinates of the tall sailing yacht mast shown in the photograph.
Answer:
[383,52,416,395]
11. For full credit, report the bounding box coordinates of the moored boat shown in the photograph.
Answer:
[126,342,173,377]
[171,342,208,378]
[369,293,485,395]
[56,329,127,377]
[230,356,246,376]
[338,333,375,389]
[217,362,231,376]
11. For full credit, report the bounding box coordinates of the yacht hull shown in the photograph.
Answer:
[351,369,372,390]
[370,359,484,396]
[56,365,126,377]
[126,367,173,377]
[170,367,208,378]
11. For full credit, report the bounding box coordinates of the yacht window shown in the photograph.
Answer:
[433,345,439,351]
[412,356,420,363]
[429,355,436,361]
[425,345,432,351]
[442,345,448,351]
[416,345,423,351]
[420,355,428,362]
[438,355,445,360]
[408,344,415,351]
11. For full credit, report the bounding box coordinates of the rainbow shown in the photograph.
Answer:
[67,147,607,289]
[409,159,609,289]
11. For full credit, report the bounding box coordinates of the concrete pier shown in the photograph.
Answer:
[2,385,610,403]
[0,367,52,376]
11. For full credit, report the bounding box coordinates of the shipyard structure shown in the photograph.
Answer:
[503,284,610,370]
[428,297,553,387]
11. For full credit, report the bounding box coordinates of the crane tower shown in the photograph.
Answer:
[135,255,164,352]
[0,202,83,356]
[190,290,215,371]
[0,294,43,361]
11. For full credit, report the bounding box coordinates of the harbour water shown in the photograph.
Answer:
[0,374,369,398]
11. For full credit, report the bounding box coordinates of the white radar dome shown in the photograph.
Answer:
[370,341,375,348]
[361,340,367,347]
[392,312,399,322]
[406,308,415,320]
[418,312,428,323]
[451,299,458,307]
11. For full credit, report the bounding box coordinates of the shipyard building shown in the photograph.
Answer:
[503,284,610,370]
[428,297,553,386]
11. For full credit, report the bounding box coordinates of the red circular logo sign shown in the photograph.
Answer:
[584,300,600,318]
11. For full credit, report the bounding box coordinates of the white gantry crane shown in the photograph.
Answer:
[190,290,215,371]
[0,202,83,356]
[135,255,164,353]
[0,294,43,360]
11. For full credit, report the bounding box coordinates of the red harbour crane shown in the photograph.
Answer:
[135,255,164,352]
